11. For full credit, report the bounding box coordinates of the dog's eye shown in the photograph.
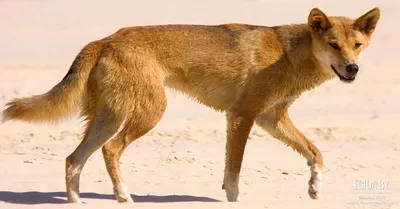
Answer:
[355,43,362,49]
[329,43,341,50]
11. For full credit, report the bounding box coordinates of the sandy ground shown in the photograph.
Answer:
[0,0,399,208]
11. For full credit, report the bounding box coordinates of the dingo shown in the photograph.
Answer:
[2,7,380,203]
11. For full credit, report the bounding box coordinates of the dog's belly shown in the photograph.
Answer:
[164,73,241,112]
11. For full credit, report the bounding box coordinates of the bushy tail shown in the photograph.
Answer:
[1,41,103,124]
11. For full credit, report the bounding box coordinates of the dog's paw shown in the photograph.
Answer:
[224,183,240,202]
[114,184,133,203]
[67,192,83,204]
[226,193,240,202]
[308,166,322,199]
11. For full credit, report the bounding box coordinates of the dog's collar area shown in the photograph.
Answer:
[330,65,355,83]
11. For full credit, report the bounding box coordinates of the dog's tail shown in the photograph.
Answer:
[1,41,103,124]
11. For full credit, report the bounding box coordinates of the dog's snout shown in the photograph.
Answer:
[346,64,359,76]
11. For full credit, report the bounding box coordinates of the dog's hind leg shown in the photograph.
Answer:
[101,101,166,202]
[101,68,167,203]
[101,131,133,203]
[255,103,323,199]
[65,104,125,203]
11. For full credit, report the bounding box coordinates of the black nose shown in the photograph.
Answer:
[346,64,359,75]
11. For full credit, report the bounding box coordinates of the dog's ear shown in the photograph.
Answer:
[308,8,334,32]
[354,7,380,35]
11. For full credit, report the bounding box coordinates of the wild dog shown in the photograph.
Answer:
[1,7,380,203]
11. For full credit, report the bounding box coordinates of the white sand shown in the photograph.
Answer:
[0,0,399,208]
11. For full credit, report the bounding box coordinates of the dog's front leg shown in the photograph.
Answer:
[255,106,323,199]
[222,111,255,202]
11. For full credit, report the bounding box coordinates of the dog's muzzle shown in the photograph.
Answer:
[331,64,357,83]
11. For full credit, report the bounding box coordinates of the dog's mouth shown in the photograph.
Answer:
[330,65,355,83]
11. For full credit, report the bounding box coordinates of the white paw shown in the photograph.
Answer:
[67,193,83,203]
[308,166,323,199]
[223,182,240,202]
[114,184,133,203]
[226,192,240,202]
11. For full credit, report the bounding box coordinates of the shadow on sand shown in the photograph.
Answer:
[0,191,221,204]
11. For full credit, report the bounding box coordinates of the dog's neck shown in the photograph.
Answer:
[273,23,334,91]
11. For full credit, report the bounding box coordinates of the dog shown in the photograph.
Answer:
[1,7,380,203]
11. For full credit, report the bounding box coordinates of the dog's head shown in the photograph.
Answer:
[308,7,380,83]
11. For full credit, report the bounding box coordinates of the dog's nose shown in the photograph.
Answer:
[346,64,359,76]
